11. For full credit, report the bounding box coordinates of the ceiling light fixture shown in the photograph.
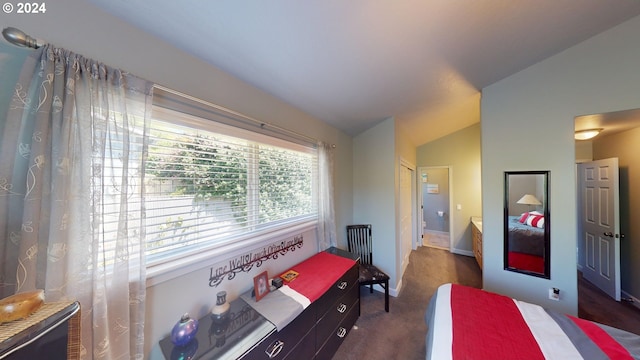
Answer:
[574,128,603,140]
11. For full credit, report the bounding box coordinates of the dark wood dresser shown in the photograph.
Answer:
[160,247,360,359]
[246,248,359,359]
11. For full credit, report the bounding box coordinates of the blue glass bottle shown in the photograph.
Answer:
[170,313,199,346]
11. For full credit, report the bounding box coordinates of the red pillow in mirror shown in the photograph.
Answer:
[526,214,545,228]
[519,212,530,223]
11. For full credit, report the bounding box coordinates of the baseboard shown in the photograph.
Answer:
[621,290,640,310]
[423,243,449,250]
[369,281,400,297]
[424,229,449,236]
[451,248,474,257]
[391,279,400,297]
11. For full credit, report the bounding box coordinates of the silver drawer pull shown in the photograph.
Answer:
[265,340,284,358]
[337,281,348,290]
[336,327,347,338]
[337,303,347,313]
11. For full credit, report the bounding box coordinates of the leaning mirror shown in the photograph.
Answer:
[504,171,550,278]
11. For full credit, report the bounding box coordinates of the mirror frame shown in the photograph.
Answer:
[503,171,550,279]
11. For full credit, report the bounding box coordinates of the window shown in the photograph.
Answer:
[143,106,318,265]
[99,100,318,270]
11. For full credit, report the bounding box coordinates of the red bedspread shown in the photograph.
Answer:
[451,284,545,359]
[508,251,544,274]
[280,252,355,302]
[426,283,638,360]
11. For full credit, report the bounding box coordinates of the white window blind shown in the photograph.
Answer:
[142,107,318,266]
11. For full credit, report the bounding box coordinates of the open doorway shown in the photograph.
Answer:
[575,108,640,306]
[418,166,451,250]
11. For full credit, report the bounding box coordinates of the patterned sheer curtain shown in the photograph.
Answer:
[317,142,337,250]
[0,44,153,359]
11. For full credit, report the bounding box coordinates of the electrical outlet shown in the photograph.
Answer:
[549,288,560,301]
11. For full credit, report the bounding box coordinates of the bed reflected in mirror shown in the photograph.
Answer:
[504,171,550,279]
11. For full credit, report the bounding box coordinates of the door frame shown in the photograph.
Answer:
[398,159,416,276]
[417,165,453,251]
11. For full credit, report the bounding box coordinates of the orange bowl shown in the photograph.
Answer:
[0,290,45,324]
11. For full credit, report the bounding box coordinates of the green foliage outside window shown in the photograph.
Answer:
[146,135,248,219]
[146,134,313,227]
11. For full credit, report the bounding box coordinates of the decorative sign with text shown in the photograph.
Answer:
[208,234,304,287]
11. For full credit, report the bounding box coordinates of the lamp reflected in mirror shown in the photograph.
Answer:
[517,194,541,210]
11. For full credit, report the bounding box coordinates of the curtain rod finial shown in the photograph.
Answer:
[2,27,42,48]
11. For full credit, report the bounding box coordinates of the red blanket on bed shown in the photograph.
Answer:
[451,284,545,359]
[447,284,634,360]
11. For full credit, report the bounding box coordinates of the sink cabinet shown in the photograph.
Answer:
[471,218,483,270]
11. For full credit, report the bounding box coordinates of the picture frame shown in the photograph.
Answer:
[253,271,270,302]
[279,269,299,282]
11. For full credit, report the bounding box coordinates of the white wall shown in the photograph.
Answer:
[575,141,593,163]
[481,14,640,315]
[1,1,353,356]
[353,118,398,290]
[350,118,418,295]
[395,120,417,166]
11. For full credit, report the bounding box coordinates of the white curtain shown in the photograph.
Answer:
[317,142,337,250]
[0,45,153,359]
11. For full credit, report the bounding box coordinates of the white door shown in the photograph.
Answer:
[578,158,621,301]
[400,164,413,273]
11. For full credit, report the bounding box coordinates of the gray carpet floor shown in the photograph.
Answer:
[332,246,482,360]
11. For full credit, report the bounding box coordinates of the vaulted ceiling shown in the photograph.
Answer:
[90,0,640,145]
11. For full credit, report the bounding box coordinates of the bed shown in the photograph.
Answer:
[507,214,545,273]
[507,215,544,256]
[425,283,640,360]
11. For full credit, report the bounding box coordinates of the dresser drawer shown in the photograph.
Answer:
[283,326,315,360]
[315,281,358,348]
[315,264,358,318]
[315,299,359,360]
[242,302,315,360]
